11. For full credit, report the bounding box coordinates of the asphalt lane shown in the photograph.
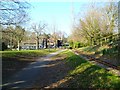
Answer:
[2,49,66,89]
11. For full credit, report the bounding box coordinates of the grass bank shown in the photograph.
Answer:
[76,45,120,66]
[57,50,120,88]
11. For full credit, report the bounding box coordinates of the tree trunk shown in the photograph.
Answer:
[54,41,56,49]
[36,37,39,50]
[17,40,20,51]
[48,41,50,52]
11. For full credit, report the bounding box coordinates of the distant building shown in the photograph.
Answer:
[20,39,43,50]
[20,38,63,50]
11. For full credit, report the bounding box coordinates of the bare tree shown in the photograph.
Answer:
[0,0,30,25]
[32,22,47,50]
[50,23,60,48]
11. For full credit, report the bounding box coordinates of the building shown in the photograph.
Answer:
[20,39,43,50]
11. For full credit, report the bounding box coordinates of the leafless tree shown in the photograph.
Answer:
[32,22,47,50]
[0,0,30,25]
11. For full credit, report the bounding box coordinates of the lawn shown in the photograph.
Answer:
[1,49,57,83]
[1,49,57,58]
[56,50,120,88]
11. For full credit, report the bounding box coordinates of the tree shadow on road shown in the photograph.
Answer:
[2,56,35,84]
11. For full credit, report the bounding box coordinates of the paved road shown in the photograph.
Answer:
[2,49,66,89]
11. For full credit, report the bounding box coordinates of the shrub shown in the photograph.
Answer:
[2,42,8,51]
[74,42,81,48]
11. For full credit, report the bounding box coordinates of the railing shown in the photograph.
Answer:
[92,33,120,46]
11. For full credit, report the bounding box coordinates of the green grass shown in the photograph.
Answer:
[78,45,118,55]
[78,45,120,66]
[59,50,120,88]
[1,49,57,58]
[78,46,98,52]
[78,45,105,54]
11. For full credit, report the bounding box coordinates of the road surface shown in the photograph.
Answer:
[2,49,67,89]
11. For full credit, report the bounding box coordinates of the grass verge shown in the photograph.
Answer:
[57,50,120,88]
[77,45,120,66]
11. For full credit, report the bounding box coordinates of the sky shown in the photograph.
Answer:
[27,2,91,36]
[26,1,118,36]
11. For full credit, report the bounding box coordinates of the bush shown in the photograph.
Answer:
[102,46,118,55]
[74,42,81,48]
[2,42,8,51]
[69,47,72,49]
[102,49,107,55]
[69,41,74,48]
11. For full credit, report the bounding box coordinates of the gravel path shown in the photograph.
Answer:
[2,49,67,89]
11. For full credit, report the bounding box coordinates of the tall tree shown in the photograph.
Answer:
[103,2,118,34]
[1,25,15,49]
[0,0,30,25]
[32,22,47,50]
[69,2,118,46]
[15,26,25,50]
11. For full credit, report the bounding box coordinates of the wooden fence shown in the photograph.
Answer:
[91,33,120,46]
